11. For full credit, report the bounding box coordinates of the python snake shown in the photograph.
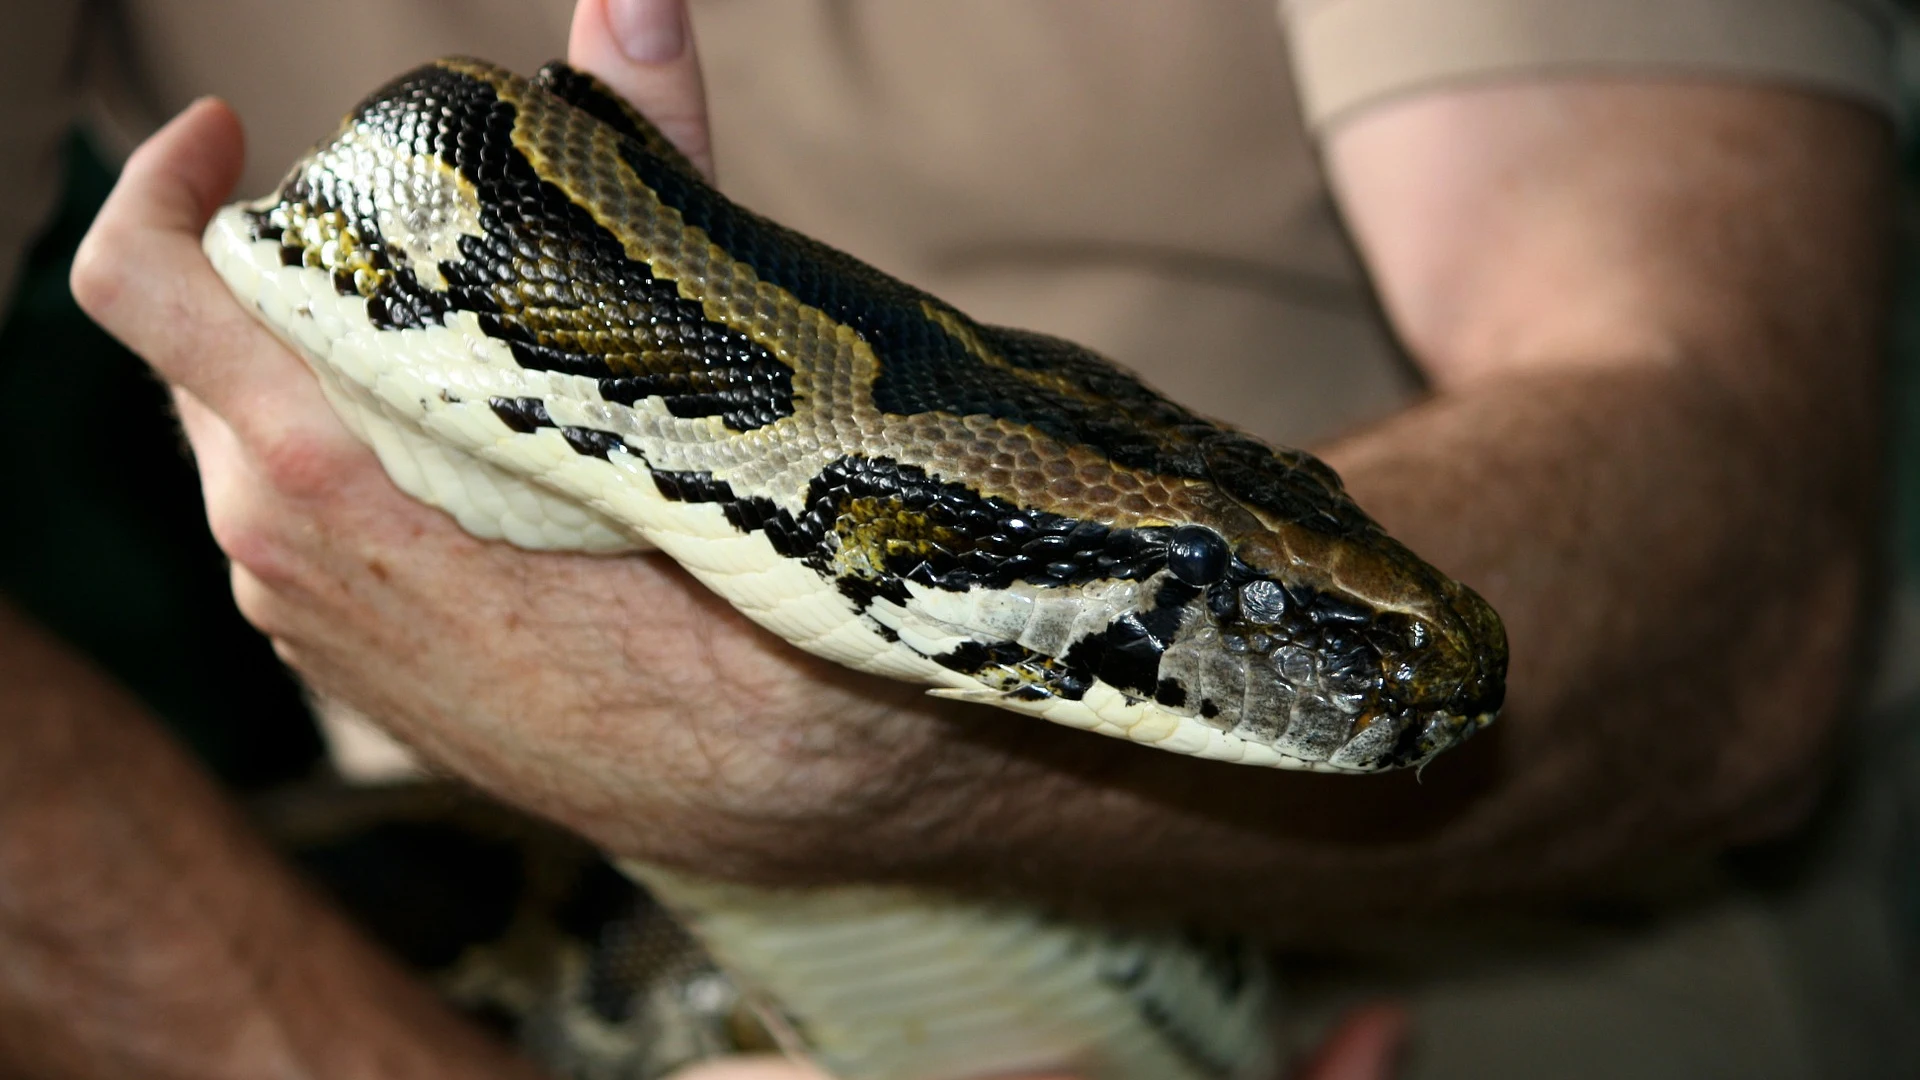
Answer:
[203,58,1507,1080]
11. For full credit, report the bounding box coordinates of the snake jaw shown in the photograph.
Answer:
[1153,517,1508,772]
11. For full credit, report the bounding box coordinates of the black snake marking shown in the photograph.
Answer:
[204,57,1509,1080]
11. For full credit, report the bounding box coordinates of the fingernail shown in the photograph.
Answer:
[607,0,686,64]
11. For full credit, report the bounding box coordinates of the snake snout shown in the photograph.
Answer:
[1186,527,1507,772]
[1370,577,1508,767]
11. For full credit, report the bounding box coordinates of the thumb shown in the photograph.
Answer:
[568,0,715,180]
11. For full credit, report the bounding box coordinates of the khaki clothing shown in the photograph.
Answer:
[1285,0,1898,124]
[4,0,1898,450]
[1,1,1912,1076]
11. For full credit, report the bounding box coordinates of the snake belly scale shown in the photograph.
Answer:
[202,58,1507,1080]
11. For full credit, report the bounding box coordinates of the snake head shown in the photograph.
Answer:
[910,439,1508,773]
[1163,518,1508,772]
[1106,434,1509,772]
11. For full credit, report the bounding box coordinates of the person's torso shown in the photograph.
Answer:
[87,0,1419,445]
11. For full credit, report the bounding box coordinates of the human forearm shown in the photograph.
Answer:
[830,84,1889,929]
[66,56,1888,945]
[851,342,1876,936]
[1330,358,1876,842]
[1319,82,1888,874]
[0,602,538,1080]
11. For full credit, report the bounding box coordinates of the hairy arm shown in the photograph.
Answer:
[1320,82,1889,886]
[69,57,1889,937]
[877,81,1891,925]
[0,602,540,1079]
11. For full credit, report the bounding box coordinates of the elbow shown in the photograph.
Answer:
[1698,541,1877,847]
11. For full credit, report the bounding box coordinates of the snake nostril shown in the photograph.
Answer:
[1205,580,1240,622]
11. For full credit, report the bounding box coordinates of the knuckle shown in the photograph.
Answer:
[211,507,306,596]
[68,229,128,321]
[266,635,309,676]
[228,559,291,636]
[251,428,348,502]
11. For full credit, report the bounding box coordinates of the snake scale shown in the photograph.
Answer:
[203,58,1507,1080]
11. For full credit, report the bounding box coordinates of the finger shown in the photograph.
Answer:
[569,0,715,179]
[173,387,314,591]
[170,387,239,480]
[169,382,226,465]
[71,99,317,429]
[94,96,244,235]
[1294,1003,1410,1080]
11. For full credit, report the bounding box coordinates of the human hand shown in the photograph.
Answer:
[661,1004,1406,1080]
[69,0,995,883]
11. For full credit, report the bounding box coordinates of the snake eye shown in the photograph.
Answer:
[1166,525,1230,585]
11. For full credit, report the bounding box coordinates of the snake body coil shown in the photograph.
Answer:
[205,59,1507,1080]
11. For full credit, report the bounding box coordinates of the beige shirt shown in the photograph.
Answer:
[0,0,1896,450]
